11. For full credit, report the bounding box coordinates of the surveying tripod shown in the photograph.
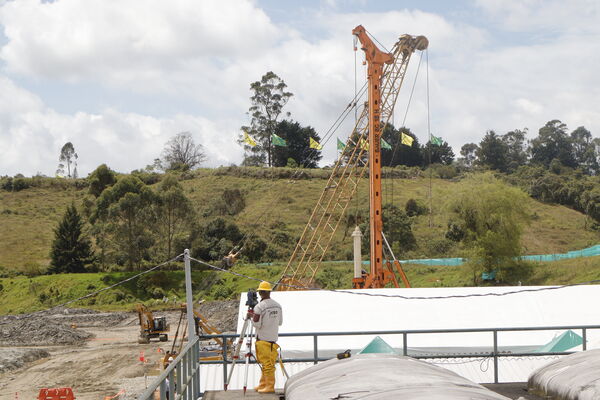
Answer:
[224,289,289,393]
[224,290,259,392]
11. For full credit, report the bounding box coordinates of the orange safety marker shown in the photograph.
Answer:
[103,389,125,400]
[38,388,75,400]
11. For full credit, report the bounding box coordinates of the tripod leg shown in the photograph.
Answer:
[225,317,250,390]
[243,325,254,394]
[278,347,289,379]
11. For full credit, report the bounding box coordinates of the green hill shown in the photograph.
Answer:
[1,168,597,273]
[1,167,600,314]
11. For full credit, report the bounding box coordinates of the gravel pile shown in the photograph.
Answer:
[197,299,239,332]
[0,348,50,373]
[47,307,129,327]
[0,316,94,346]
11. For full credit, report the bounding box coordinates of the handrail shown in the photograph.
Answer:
[139,336,201,400]
[199,323,600,385]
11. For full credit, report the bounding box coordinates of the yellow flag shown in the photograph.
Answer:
[243,130,257,147]
[309,137,323,150]
[359,138,369,151]
[401,132,414,147]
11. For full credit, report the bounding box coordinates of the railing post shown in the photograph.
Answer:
[195,340,201,398]
[583,328,587,351]
[177,360,183,399]
[222,335,228,387]
[313,335,318,364]
[493,330,499,384]
[188,349,193,400]
[403,333,408,356]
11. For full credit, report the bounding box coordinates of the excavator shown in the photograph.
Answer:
[136,304,170,344]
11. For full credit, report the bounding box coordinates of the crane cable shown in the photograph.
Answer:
[426,49,433,228]
[384,49,425,247]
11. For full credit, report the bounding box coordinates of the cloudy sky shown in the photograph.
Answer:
[0,0,598,177]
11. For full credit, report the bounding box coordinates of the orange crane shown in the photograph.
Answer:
[278,25,427,290]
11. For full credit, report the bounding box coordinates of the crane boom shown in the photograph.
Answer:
[278,27,428,290]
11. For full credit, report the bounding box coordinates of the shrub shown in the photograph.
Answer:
[405,198,428,217]
[22,262,45,277]
[211,285,233,300]
[445,222,465,242]
[425,238,455,256]
[12,178,31,192]
[220,189,246,216]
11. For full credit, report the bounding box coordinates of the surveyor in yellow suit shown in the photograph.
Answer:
[248,281,283,393]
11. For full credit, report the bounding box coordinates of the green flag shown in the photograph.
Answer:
[337,138,346,151]
[381,138,392,150]
[272,133,287,147]
[431,135,443,146]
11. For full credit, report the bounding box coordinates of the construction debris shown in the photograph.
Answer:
[0,348,50,373]
[0,317,94,346]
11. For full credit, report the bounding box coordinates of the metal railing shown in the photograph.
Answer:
[139,336,202,400]
[200,324,600,385]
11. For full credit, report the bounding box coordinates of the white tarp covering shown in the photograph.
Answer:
[284,354,509,399]
[200,285,600,390]
[236,285,600,351]
[528,349,600,399]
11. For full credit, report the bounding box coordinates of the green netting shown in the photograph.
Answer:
[257,244,600,267]
[396,244,600,267]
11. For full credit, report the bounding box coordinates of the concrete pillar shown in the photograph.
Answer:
[352,226,362,279]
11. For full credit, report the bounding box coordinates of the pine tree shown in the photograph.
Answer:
[49,204,94,273]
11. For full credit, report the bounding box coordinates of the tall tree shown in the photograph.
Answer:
[154,175,194,258]
[502,129,528,172]
[49,204,94,273]
[161,132,206,171]
[88,164,117,197]
[477,130,508,171]
[447,173,530,283]
[94,176,156,269]
[56,142,78,178]
[530,120,576,168]
[422,140,454,166]
[241,71,293,167]
[459,143,478,168]
[381,125,423,167]
[271,120,322,168]
[570,126,598,174]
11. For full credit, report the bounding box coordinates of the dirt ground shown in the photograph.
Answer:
[0,300,240,400]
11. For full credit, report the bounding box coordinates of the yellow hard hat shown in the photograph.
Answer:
[257,281,272,291]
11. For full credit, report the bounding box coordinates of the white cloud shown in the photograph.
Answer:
[0,0,279,87]
[474,0,600,33]
[0,1,598,176]
[0,76,242,176]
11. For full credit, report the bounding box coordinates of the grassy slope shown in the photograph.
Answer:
[3,256,599,314]
[0,187,87,270]
[1,173,598,272]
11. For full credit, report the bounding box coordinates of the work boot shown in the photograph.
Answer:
[254,374,266,392]
[258,376,275,393]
